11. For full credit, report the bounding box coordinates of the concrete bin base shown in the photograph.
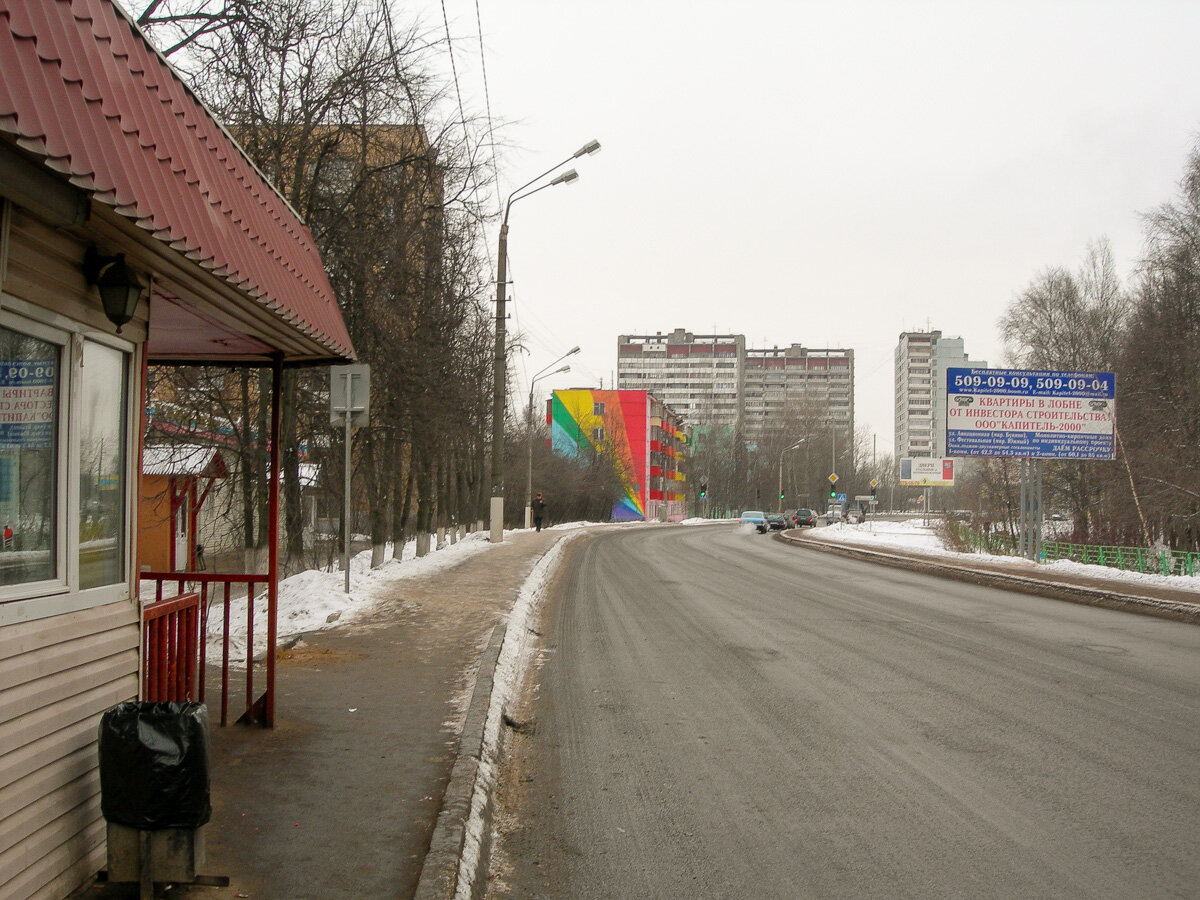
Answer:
[106,823,205,884]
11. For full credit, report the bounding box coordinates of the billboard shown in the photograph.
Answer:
[945,367,1115,459]
[899,457,955,486]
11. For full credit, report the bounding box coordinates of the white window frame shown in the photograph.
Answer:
[0,301,139,625]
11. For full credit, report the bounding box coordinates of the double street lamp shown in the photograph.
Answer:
[526,347,580,528]
[490,140,601,542]
[778,438,807,513]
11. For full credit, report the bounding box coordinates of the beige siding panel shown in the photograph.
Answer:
[0,744,94,844]
[1,647,138,727]
[0,602,135,660]
[0,815,104,900]
[0,713,111,812]
[0,674,137,761]
[0,772,99,879]
[0,627,137,694]
[0,596,140,900]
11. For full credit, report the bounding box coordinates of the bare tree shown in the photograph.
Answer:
[1117,143,1200,552]
[998,239,1131,535]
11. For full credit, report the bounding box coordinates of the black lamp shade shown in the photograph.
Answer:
[84,248,144,332]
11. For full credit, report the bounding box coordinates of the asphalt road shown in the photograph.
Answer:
[488,524,1200,899]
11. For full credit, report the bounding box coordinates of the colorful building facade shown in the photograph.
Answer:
[550,390,689,522]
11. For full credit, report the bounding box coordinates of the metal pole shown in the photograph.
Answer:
[1034,458,1044,562]
[343,371,353,593]
[777,448,784,514]
[525,385,535,529]
[489,221,509,543]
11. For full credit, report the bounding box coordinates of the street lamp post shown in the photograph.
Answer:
[526,348,580,527]
[490,140,601,543]
[778,438,807,513]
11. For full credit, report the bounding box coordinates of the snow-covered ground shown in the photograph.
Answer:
[148,522,600,665]
[811,517,1200,594]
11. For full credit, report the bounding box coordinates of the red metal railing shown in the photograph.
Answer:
[143,572,271,726]
[142,590,200,702]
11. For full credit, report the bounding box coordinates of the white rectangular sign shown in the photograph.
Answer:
[330,364,370,428]
[899,457,955,486]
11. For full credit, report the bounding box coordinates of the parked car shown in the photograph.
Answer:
[792,508,816,527]
[739,510,769,533]
[766,513,788,531]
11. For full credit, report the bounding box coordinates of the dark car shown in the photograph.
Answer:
[766,513,788,531]
[792,508,816,527]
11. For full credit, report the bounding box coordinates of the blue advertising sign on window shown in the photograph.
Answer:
[945,367,1115,459]
[0,358,56,449]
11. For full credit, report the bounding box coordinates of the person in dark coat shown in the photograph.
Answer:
[532,492,547,532]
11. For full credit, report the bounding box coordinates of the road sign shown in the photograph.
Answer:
[854,494,874,501]
[330,364,370,428]
[836,493,847,503]
[828,473,838,484]
[946,367,1115,459]
[869,479,878,488]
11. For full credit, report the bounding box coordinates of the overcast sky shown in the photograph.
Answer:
[419,0,1200,455]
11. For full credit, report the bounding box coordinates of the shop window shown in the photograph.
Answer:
[79,340,128,590]
[0,327,58,585]
[0,311,133,614]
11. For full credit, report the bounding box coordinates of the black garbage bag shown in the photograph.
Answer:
[99,701,211,830]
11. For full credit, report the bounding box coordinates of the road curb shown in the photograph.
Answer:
[414,532,582,900]
[776,531,1200,625]
[413,623,506,900]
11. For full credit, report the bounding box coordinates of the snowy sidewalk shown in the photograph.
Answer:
[77,526,577,900]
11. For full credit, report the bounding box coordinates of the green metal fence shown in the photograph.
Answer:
[1042,541,1200,577]
[948,521,1199,577]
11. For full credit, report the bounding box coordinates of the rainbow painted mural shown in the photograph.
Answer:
[550,390,648,520]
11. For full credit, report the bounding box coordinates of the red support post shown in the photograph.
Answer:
[266,355,282,727]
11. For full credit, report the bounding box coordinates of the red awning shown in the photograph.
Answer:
[0,0,353,363]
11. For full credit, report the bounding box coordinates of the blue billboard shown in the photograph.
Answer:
[945,367,1115,459]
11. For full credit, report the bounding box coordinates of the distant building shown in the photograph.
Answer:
[550,389,689,521]
[616,329,854,443]
[743,344,854,438]
[894,330,986,459]
[616,331,745,431]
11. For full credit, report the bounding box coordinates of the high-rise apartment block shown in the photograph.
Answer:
[616,329,854,439]
[894,330,986,459]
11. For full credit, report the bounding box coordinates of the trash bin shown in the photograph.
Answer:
[99,701,211,885]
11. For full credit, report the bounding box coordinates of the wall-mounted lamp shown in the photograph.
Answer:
[83,246,145,333]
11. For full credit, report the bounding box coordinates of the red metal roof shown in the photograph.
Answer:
[0,0,353,362]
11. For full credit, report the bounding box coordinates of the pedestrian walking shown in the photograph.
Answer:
[532,492,547,532]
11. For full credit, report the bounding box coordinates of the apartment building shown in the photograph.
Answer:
[744,345,854,437]
[550,389,689,521]
[616,330,854,440]
[616,331,745,430]
[894,330,986,459]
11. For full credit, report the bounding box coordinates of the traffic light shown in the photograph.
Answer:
[871,486,877,498]
[699,482,707,499]
[829,488,836,499]
[779,491,785,500]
